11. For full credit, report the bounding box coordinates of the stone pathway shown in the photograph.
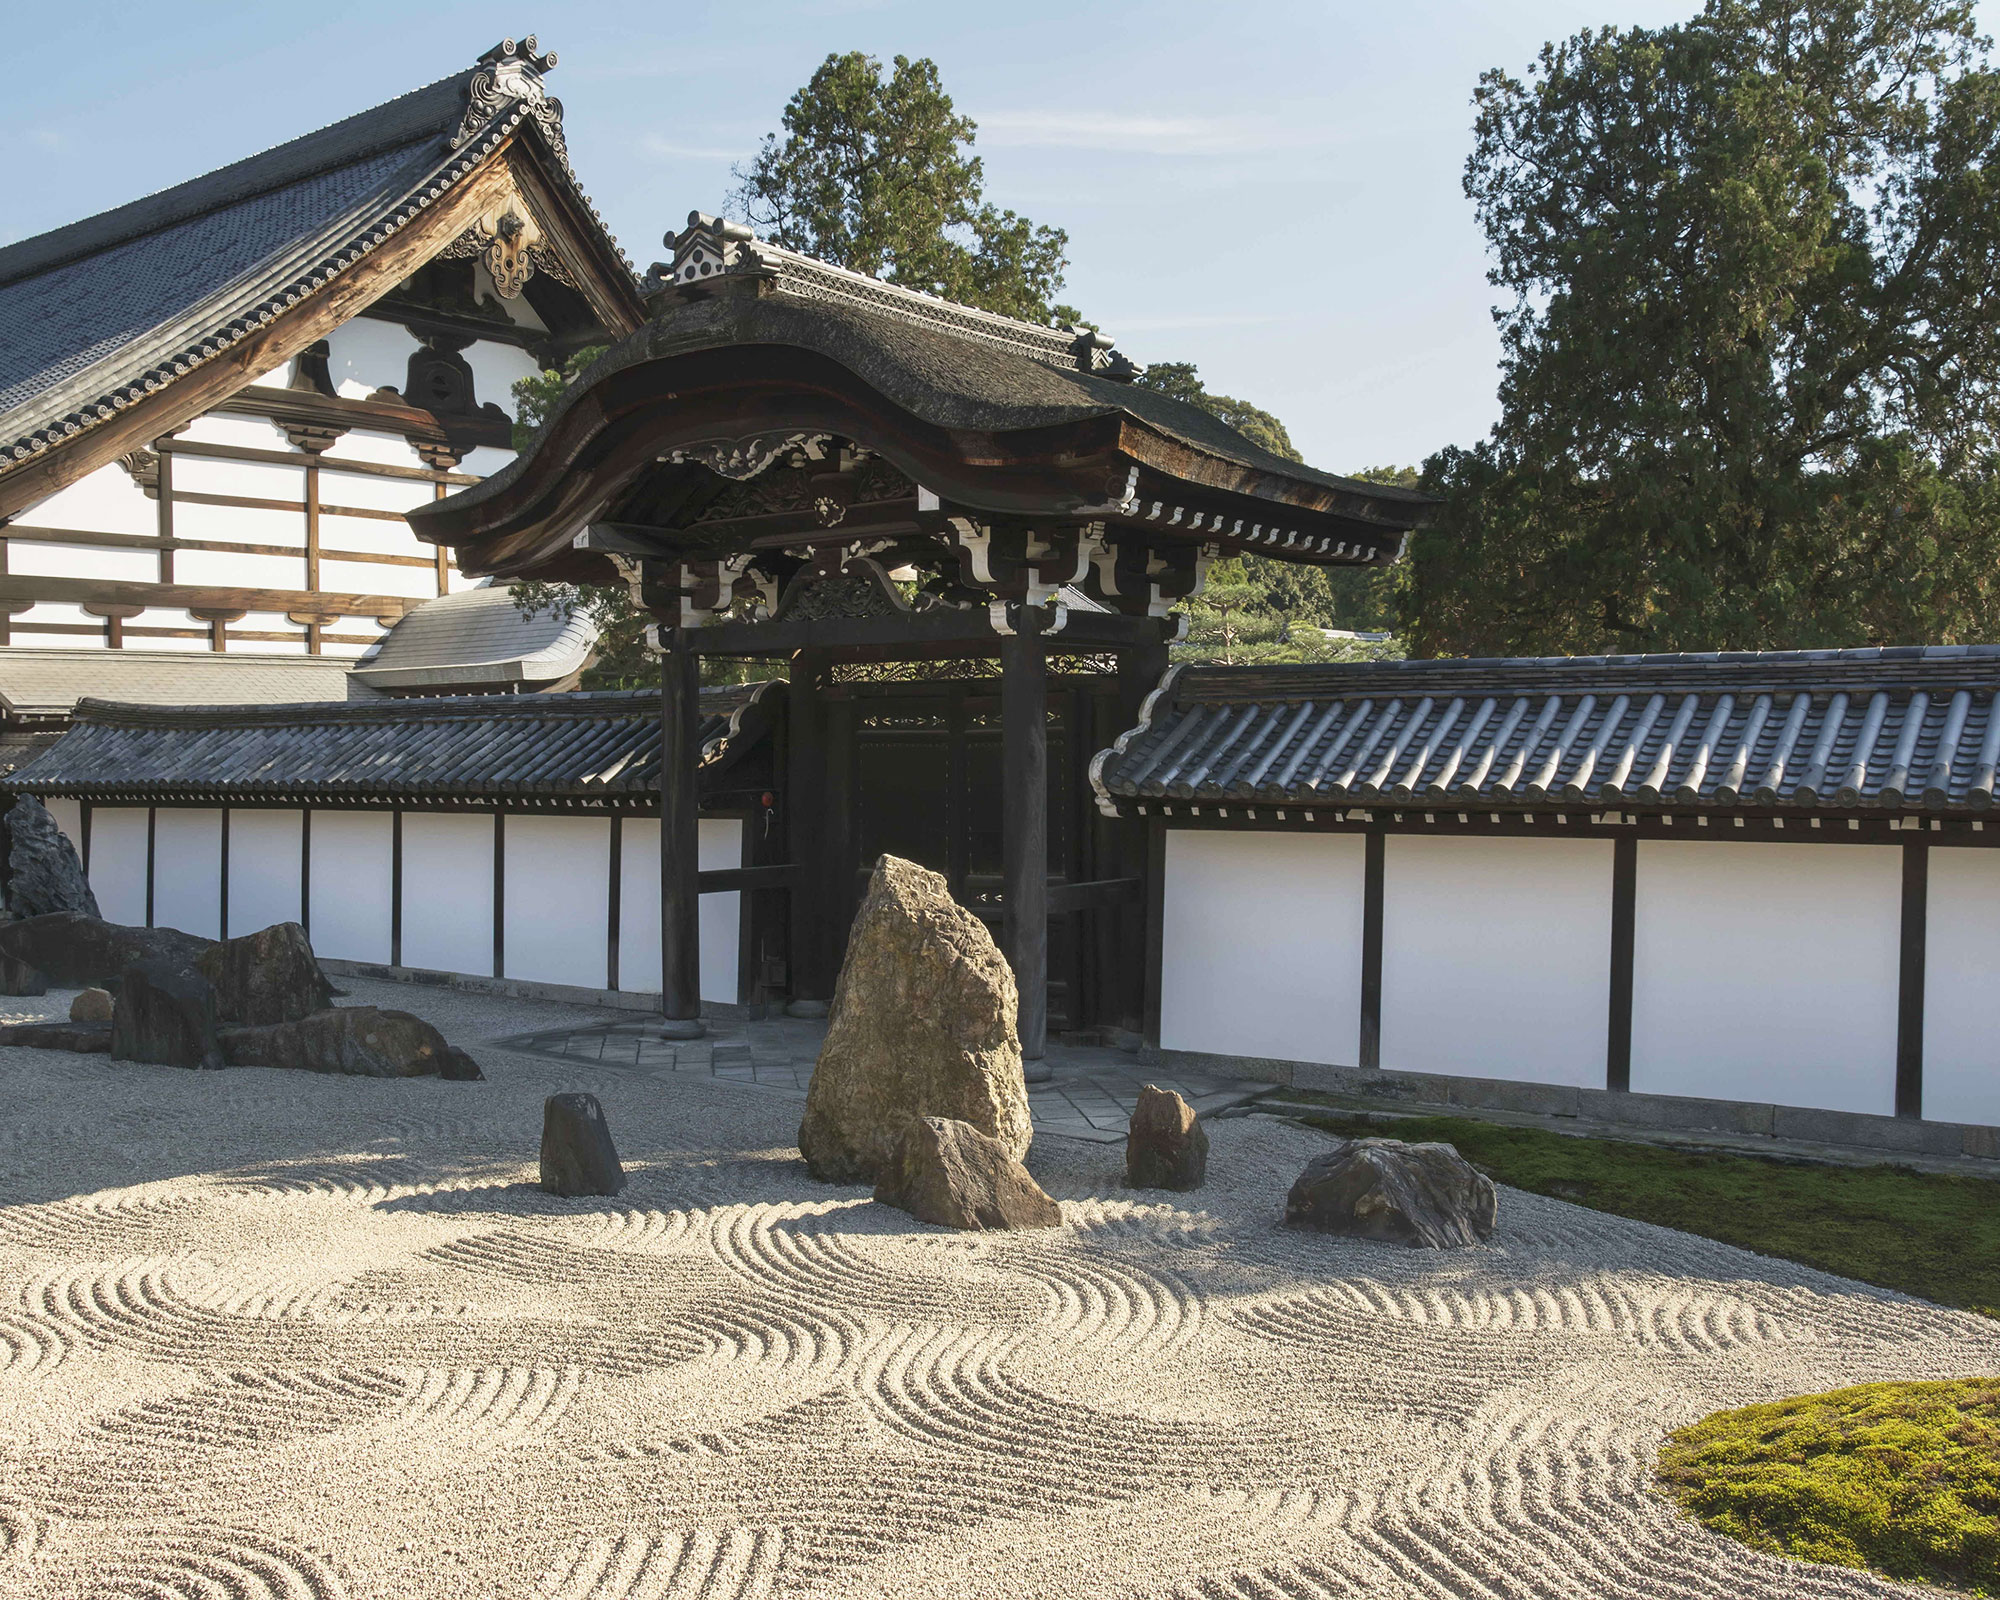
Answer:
[485,1014,1268,1143]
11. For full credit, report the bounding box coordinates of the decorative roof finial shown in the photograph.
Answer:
[454,34,566,161]
[643,212,778,297]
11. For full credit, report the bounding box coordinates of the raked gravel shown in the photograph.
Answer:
[0,977,1990,1599]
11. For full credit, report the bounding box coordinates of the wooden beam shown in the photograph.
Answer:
[0,574,421,618]
[659,628,705,1032]
[697,863,798,893]
[159,436,478,486]
[0,154,529,523]
[1607,833,1637,1094]
[691,607,1169,660]
[1002,613,1050,1061]
[1044,876,1142,915]
[1897,837,1928,1120]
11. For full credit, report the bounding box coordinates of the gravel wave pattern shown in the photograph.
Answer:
[0,978,1991,1598]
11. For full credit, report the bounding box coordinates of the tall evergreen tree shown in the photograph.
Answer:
[1410,0,2000,656]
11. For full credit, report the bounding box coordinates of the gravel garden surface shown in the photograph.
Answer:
[0,977,1992,1598]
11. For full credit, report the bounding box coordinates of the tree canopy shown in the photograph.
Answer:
[1408,0,2000,656]
[729,52,1076,325]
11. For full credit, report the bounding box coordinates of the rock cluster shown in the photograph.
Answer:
[0,952,46,997]
[873,1116,1061,1231]
[3,796,99,921]
[540,1093,625,1196]
[799,855,1031,1184]
[1284,1137,1497,1249]
[0,913,209,992]
[1125,1084,1208,1191]
[111,958,224,1071]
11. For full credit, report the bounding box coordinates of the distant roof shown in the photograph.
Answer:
[0,36,633,478]
[1092,646,2000,817]
[0,649,377,721]
[7,682,781,807]
[351,582,598,692]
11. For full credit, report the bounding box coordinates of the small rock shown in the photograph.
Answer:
[110,958,224,1070]
[873,1116,1062,1231]
[0,952,47,997]
[799,855,1031,1184]
[3,796,99,920]
[70,987,113,1024]
[0,1019,109,1052]
[540,1093,624,1196]
[1284,1137,1497,1249]
[196,922,333,1025]
[436,1046,484,1081]
[1125,1084,1208,1191]
[218,1007,459,1077]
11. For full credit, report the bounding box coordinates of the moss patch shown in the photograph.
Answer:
[1656,1379,2000,1593]
[1290,1110,2000,1315]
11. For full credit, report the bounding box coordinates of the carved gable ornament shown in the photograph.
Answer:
[452,36,567,163]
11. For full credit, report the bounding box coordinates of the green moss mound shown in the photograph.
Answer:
[1657,1379,2000,1593]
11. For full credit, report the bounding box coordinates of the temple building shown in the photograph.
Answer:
[0,36,639,745]
[7,34,2000,1158]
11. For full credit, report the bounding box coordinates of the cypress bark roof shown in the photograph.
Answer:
[1092,647,2000,816]
[0,38,633,478]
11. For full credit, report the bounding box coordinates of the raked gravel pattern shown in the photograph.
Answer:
[0,977,1992,1599]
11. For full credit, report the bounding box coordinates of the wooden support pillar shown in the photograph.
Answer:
[785,648,832,1016]
[659,625,705,1036]
[1896,837,1928,1120]
[1002,610,1049,1062]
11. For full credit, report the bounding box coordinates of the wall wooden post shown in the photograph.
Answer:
[785,648,832,1015]
[658,625,705,1036]
[1359,829,1385,1070]
[1607,833,1637,1093]
[1001,609,1049,1062]
[1897,836,1928,1120]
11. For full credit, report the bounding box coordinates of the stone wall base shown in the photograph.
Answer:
[1145,1047,2000,1162]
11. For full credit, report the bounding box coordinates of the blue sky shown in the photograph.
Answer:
[5,0,1931,472]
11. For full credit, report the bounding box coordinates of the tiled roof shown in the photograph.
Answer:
[352,583,599,692]
[0,39,632,477]
[6,682,778,806]
[1092,646,2000,816]
[0,649,377,720]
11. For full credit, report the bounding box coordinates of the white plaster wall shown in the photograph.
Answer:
[306,811,393,963]
[237,612,307,652]
[1631,840,1901,1115]
[1923,847,2000,1126]
[325,319,419,400]
[315,625,383,660]
[464,339,541,417]
[317,469,431,515]
[227,810,302,935]
[180,415,290,452]
[43,799,81,855]
[6,541,158,582]
[320,429,426,470]
[401,813,495,976]
[13,601,104,645]
[86,808,149,926]
[16,461,155,536]
[1380,834,1615,1088]
[1160,829,1366,1064]
[457,446,517,478]
[151,809,222,939]
[503,815,610,988]
[134,622,212,653]
[317,510,433,559]
[176,549,309,590]
[320,558,437,600]
[617,818,744,1003]
[172,455,305,502]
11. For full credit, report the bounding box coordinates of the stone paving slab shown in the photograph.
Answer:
[485,1016,1268,1143]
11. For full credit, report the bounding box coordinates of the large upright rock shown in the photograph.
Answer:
[217,1006,462,1078]
[0,913,210,990]
[798,855,1030,1184]
[1284,1137,1498,1249]
[874,1116,1061,1231]
[0,953,47,997]
[1125,1084,1209,1191]
[110,958,224,1070]
[197,922,333,1025]
[3,797,99,921]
